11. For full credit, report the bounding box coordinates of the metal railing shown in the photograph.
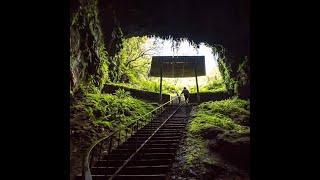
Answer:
[108,103,181,180]
[81,96,179,180]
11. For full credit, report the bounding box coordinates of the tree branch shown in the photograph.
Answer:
[125,48,154,66]
[130,61,150,69]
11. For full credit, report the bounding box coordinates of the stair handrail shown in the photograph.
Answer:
[82,96,179,180]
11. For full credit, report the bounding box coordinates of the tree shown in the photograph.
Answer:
[117,36,159,83]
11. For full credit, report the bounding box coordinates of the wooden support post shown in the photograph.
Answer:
[159,63,163,104]
[195,64,200,103]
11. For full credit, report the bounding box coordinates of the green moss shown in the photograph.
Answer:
[200,98,249,114]
[189,98,249,134]
[185,134,207,165]
[70,0,111,92]
[70,89,155,175]
[80,91,154,127]
[189,113,244,134]
[182,97,250,173]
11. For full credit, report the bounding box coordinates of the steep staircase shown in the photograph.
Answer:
[77,104,192,180]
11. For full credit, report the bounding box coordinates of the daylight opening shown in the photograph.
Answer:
[112,36,226,96]
[142,37,224,94]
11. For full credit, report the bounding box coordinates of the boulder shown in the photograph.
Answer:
[200,126,225,139]
[209,130,250,171]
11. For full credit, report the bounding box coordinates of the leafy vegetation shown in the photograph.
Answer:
[235,56,250,98]
[70,0,249,178]
[70,0,110,92]
[189,98,249,134]
[189,113,244,134]
[70,32,249,178]
[216,57,237,95]
[71,89,154,138]
[103,36,173,94]
[107,80,180,95]
[110,36,231,95]
[185,98,250,167]
[70,89,154,178]
[109,36,152,83]
[189,79,227,93]
[211,45,249,97]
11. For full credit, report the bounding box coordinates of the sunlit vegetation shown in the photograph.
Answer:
[106,80,180,95]
[190,79,227,93]
[107,36,232,95]
[71,89,154,146]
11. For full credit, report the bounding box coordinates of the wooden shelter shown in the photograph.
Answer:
[149,56,206,103]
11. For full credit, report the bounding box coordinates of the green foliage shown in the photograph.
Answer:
[138,79,180,94]
[161,82,181,94]
[81,93,154,127]
[97,45,110,86]
[139,80,181,95]
[183,98,250,170]
[237,57,249,84]
[211,45,250,96]
[70,0,111,93]
[190,79,227,93]
[199,98,250,116]
[185,134,209,165]
[189,113,244,134]
[234,56,249,96]
[110,36,182,95]
[115,36,152,83]
[188,98,249,134]
[203,80,226,92]
[137,80,160,92]
[217,58,236,94]
[93,120,112,128]
[70,90,155,180]
[114,89,131,98]
[107,78,180,96]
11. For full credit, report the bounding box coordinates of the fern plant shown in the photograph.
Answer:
[114,89,131,98]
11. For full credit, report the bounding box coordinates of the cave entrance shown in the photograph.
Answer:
[150,56,206,103]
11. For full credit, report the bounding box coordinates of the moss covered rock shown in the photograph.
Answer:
[209,130,250,171]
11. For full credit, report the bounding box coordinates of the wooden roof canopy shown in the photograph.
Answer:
[149,56,206,78]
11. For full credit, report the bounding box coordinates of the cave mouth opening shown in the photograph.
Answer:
[139,36,224,92]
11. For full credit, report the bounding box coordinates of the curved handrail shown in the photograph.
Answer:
[82,96,179,180]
